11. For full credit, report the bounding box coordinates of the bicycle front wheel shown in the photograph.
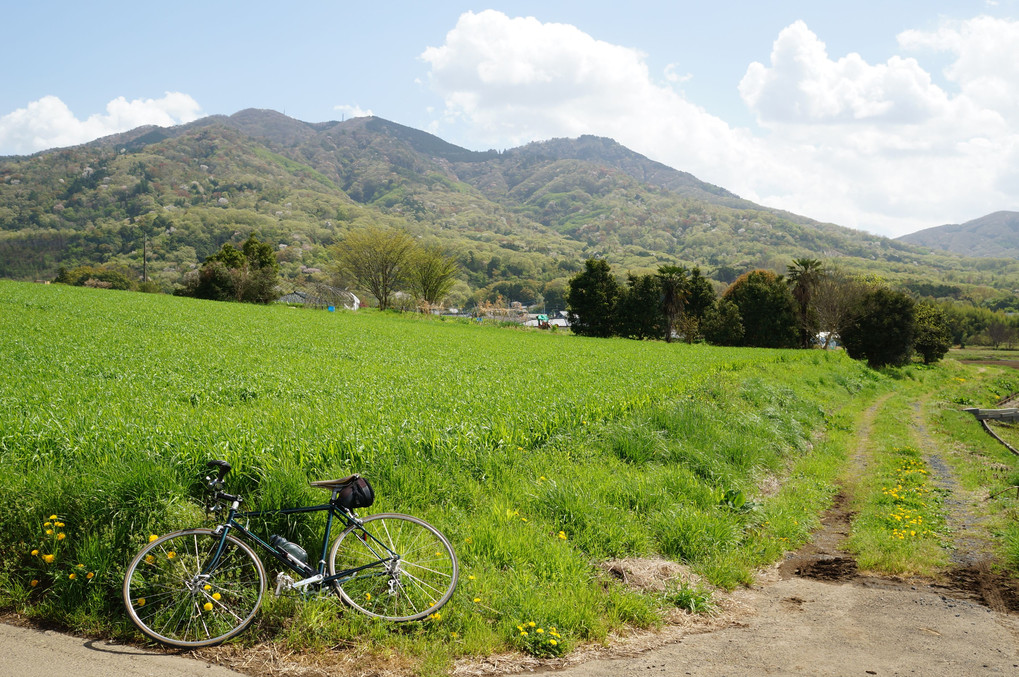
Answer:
[328,513,458,621]
[123,528,266,648]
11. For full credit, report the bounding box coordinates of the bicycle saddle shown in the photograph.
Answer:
[309,474,359,489]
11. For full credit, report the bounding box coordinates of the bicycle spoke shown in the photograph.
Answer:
[329,514,458,621]
[124,529,265,648]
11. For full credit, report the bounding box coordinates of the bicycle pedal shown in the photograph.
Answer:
[274,573,295,596]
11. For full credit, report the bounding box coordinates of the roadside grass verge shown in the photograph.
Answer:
[0,280,886,671]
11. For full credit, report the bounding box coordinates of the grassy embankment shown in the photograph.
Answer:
[0,279,1011,672]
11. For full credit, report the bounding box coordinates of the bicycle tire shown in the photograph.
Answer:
[328,513,458,621]
[123,528,266,648]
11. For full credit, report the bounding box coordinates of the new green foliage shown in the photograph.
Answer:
[1,280,887,667]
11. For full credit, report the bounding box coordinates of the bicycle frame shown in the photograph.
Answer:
[209,499,396,589]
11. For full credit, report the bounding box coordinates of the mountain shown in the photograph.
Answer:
[1,109,1017,303]
[897,211,1019,259]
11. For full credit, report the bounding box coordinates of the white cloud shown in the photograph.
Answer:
[899,16,1019,123]
[739,21,951,126]
[422,12,1019,238]
[334,104,374,119]
[421,10,751,182]
[0,92,201,156]
[664,64,692,85]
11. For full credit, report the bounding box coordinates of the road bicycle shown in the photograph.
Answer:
[122,460,458,648]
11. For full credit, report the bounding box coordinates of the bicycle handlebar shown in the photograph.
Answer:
[207,459,231,480]
[204,460,242,505]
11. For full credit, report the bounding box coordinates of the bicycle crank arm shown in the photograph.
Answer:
[291,573,324,589]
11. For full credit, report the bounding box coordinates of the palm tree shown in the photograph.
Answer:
[787,258,823,348]
[657,265,689,343]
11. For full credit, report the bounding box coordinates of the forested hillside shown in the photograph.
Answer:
[898,211,1019,259]
[1,109,1017,304]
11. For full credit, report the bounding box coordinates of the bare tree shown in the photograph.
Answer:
[331,227,415,311]
[812,266,866,349]
[987,320,1016,350]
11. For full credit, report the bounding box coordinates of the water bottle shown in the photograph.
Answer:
[270,534,311,571]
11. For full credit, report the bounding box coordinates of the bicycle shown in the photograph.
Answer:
[122,460,459,648]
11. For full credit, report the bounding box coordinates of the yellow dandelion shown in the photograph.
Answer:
[550,639,558,646]
[212,592,221,601]
[468,575,475,580]
[528,621,536,627]
[204,584,212,591]
[86,572,94,579]
[136,598,146,607]
[473,597,481,603]
[29,580,39,587]
[44,522,52,528]
[464,537,473,544]
[30,549,39,556]
[365,592,371,601]
[148,534,159,543]
[558,531,567,540]
[536,628,544,634]
[450,632,458,638]
[45,529,53,535]
[57,533,65,541]
[76,563,84,568]
[48,515,57,520]
[68,573,76,580]
[144,555,155,564]
[166,551,176,559]
[203,602,213,611]
[520,630,528,636]
[42,554,55,564]
[521,517,527,522]
[55,522,64,528]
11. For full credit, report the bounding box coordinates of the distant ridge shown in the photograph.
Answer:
[898,211,1019,259]
[2,108,1017,297]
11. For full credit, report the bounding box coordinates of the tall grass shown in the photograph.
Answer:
[0,280,884,669]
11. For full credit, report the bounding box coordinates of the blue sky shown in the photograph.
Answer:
[3,1,1018,238]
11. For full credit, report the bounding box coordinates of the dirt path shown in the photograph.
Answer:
[529,393,1019,676]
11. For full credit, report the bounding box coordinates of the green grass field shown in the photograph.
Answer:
[1,280,1012,673]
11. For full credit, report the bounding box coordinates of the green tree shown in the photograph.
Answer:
[913,301,952,364]
[566,259,620,338]
[177,233,280,303]
[407,245,460,310]
[685,267,716,321]
[615,273,663,340]
[722,270,798,348]
[54,264,135,291]
[840,287,916,368]
[331,227,415,311]
[702,298,744,346]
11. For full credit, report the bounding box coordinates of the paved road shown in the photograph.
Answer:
[0,623,246,677]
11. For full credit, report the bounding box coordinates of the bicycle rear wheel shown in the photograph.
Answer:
[123,528,266,648]
[328,513,458,621]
